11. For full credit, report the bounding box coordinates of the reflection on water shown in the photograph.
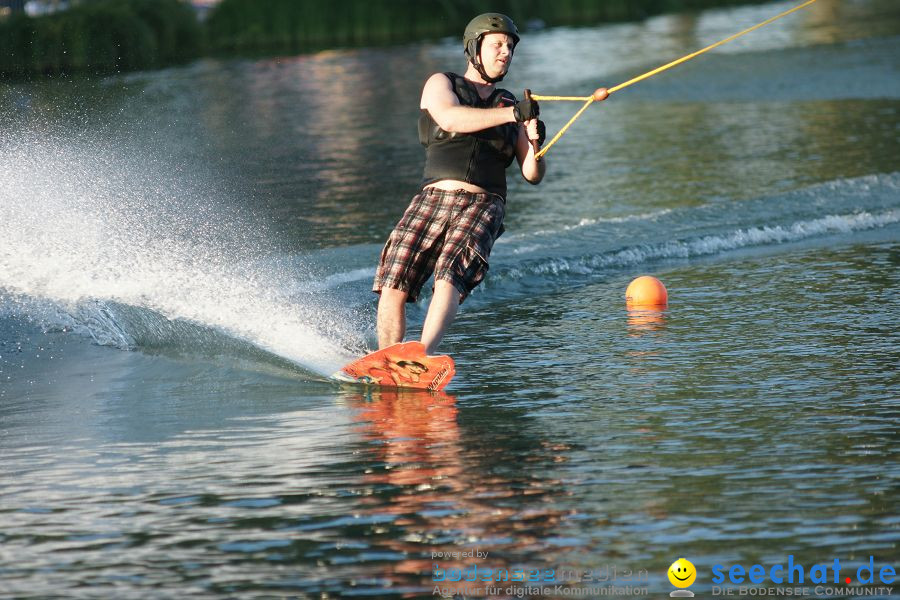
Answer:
[627,307,667,336]
[190,46,438,247]
[342,388,577,594]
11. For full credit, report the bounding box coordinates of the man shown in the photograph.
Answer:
[373,13,603,354]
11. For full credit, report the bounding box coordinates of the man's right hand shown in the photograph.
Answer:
[513,97,539,122]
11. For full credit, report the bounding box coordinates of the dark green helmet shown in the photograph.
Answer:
[463,13,519,64]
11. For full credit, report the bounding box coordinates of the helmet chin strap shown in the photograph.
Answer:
[471,56,505,83]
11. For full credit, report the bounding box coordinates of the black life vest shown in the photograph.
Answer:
[418,72,519,197]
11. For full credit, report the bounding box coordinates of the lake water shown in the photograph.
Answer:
[1,1,899,598]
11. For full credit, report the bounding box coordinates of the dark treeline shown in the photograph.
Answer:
[0,0,201,77]
[205,0,768,52]
[1,0,768,78]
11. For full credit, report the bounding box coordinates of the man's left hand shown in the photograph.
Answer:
[526,119,546,147]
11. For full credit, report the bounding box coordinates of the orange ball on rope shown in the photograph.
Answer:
[625,276,668,307]
[593,88,609,101]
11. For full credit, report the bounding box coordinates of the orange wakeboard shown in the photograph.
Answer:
[331,341,455,391]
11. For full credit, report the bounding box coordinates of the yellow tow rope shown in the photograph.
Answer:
[530,0,819,159]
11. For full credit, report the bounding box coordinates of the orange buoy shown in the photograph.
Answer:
[593,87,609,101]
[625,275,668,307]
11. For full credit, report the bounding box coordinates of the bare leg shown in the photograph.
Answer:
[376,287,408,349]
[421,280,461,355]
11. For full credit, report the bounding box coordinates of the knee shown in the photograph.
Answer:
[378,287,408,311]
[433,279,463,304]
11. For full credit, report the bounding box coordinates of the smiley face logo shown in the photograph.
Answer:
[668,558,697,588]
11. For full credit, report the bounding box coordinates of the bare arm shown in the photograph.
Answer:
[420,73,516,133]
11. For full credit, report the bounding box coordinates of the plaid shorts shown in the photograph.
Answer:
[373,187,506,303]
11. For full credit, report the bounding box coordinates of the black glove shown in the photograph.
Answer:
[537,119,546,146]
[513,97,540,122]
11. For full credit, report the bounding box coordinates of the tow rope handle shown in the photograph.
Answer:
[524,88,540,156]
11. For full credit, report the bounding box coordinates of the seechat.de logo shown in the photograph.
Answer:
[711,555,896,586]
